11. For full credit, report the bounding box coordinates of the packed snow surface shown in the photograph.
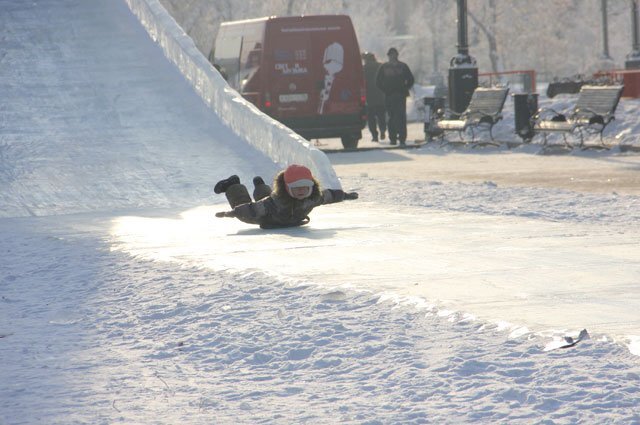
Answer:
[1,0,639,424]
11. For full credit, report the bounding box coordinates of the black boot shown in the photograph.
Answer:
[214,175,240,194]
[253,176,265,186]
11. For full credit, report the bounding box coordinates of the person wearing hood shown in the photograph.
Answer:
[362,52,387,142]
[214,164,358,229]
[375,47,414,146]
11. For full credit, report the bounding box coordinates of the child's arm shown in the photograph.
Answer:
[344,192,359,200]
[321,189,359,204]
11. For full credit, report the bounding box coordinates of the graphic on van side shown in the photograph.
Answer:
[275,63,308,75]
[274,49,307,62]
[274,49,292,61]
[318,42,344,114]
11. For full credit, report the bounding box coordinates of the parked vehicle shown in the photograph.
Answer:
[210,15,366,149]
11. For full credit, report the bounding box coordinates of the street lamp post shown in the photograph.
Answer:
[599,0,615,70]
[627,0,640,68]
[453,0,472,65]
[601,0,612,59]
[448,0,478,116]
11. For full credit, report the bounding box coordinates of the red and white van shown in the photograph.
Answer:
[210,15,366,149]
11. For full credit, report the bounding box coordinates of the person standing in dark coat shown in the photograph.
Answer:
[375,47,414,146]
[362,52,387,142]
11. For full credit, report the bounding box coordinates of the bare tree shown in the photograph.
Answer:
[469,0,502,73]
[159,0,635,83]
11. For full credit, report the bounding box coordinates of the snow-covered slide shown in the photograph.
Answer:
[0,0,338,218]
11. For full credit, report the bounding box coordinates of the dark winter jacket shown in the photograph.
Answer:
[363,58,385,106]
[230,171,347,228]
[375,60,414,97]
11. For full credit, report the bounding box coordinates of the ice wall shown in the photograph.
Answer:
[123,0,341,189]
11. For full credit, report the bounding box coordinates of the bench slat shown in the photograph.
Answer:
[534,121,576,132]
[436,120,467,131]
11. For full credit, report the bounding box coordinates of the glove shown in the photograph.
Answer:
[344,192,359,200]
[215,210,235,218]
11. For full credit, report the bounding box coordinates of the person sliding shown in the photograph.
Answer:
[214,164,358,229]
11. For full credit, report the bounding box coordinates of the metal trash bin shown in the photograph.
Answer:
[448,67,478,117]
[512,93,538,142]
[422,96,446,141]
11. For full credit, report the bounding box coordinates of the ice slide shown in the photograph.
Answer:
[0,0,338,218]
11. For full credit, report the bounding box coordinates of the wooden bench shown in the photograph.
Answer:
[435,87,509,147]
[533,85,624,150]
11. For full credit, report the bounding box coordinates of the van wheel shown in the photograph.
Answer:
[341,135,359,150]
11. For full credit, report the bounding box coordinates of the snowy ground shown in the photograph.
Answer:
[1,0,640,424]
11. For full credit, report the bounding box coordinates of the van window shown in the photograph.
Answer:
[214,20,266,94]
[214,36,242,88]
[239,42,262,95]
